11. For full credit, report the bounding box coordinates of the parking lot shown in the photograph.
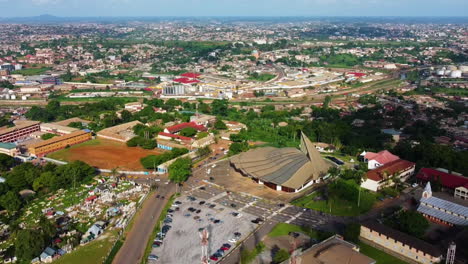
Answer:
[149,194,259,263]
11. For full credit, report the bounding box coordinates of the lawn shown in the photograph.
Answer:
[292,192,363,216]
[53,231,118,264]
[358,242,408,264]
[268,223,319,238]
[15,67,52,76]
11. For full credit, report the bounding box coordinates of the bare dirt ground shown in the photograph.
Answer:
[47,139,163,170]
[193,159,313,202]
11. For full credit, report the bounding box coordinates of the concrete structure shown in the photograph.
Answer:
[124,102,146,112]
[455,186,468,200]
[284,235,375,264]
[0,120,40,143]
[40,123,79,135]
[28,130,91,157]
[97,121,142,142]
[361,159,415,192]
[230,132,330,192]
[360,221,442,264]
[0,142,18,156]
[417,182,468,226]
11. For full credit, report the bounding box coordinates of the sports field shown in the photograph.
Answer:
[47,139,163,170]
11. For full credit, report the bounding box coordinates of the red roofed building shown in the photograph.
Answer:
[173,78,200,84]
[416,168,468,191]
[361,150,400,170]
[157,132,193,142]
[180,72,201,78]
[347,72,366,78]
[361,159,416,192]
[164,122,207,134]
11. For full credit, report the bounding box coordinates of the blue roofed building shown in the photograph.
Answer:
[417,182,468,226]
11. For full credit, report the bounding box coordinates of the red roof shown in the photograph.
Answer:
[158,132,193,141]
[180,72,201,78]
[416,168,468,189]
[173,78,200,84]
[86,195,97,201]
[366,159,415,182]
[348,72,366,77]
[165,122,207,134]
[365,150,400,165]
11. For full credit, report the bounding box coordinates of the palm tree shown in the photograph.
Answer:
[110,167,119,182]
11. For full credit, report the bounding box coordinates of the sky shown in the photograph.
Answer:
[1,0,467,17]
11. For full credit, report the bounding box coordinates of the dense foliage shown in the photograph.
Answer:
[384,210,429,238]
[168,158,192,183]
[140,148,189,169]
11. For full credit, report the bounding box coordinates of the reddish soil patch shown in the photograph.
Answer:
[62,140,162,170]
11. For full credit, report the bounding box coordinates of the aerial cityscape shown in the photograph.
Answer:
[0,1,467,264]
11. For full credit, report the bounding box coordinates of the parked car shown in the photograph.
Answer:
[148,254,159,260]
[210,256,219,261]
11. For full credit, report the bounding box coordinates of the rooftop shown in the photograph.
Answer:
[416,168,468,189]
[361,221,441,257]
[366,159,415,182]
[0,120,40,137]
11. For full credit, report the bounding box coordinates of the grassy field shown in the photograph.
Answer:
[358,242,408,264]
[53,231,118,264]
[15,67,52,76]
[292,192,363,216]
[268,223,319,238]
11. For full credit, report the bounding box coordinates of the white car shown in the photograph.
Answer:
[228,238,237,243]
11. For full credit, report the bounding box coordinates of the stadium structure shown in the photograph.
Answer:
[230,132,330,192]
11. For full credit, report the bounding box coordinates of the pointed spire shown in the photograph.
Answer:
[422,182,432,198]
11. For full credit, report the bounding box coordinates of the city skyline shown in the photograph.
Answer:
[1,0,468,17]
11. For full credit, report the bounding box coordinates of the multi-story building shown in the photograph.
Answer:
[28,130,91,157]
[360,221,442,264]
[42,76,62,85]
[0,121,41,143]
[361,159,416,192]
[40,123,79,135]
[0,142,18,156]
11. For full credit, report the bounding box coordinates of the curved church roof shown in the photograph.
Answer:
[230,132,330,190]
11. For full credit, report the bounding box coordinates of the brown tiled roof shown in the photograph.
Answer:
[366,159,415,181]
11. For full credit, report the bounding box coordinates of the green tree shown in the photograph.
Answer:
[0,191,22,213]
[41,133,57,140]
[395,211,429,238]
[0,153,15,172]
[214,119,227,130]
[14,229,47,262]
[179,127,197,137]
[273,249,290,263]
[168,158,192,183]
[323,95,332,108]
[344,223,361,243]
[228,142,249,156]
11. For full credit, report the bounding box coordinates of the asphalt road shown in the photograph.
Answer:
[113,183,176,264]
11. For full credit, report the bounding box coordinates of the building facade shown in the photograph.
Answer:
[360,221,442,264]
[0,121,40,143]
[361,159,416,192]
[28,130,91,157]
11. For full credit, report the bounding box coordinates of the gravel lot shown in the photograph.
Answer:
[149,195,258,263]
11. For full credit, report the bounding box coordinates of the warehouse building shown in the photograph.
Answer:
[97,121,142,142]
